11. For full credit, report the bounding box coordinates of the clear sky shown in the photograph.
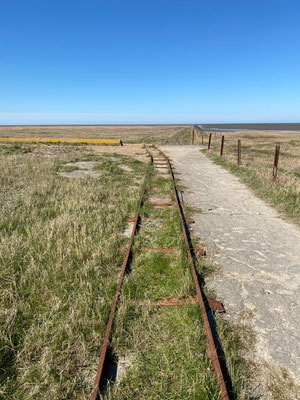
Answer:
[1,0,300,125]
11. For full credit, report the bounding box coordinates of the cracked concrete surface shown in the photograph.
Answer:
[161,145,300,392]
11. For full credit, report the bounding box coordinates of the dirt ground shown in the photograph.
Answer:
[161,145,300,400]
[89,143,148,161]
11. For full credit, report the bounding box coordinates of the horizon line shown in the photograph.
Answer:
[1,122,300,127]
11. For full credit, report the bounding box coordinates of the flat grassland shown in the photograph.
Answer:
[1,141,249,400]
[0,125,192,144]
[1,126,299,399]
[0,143,151,399]
[199,129,300,225]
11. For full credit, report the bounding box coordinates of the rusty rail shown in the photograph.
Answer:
[90,157,152,400]
[152,145,230,400]
[91,144,230,399]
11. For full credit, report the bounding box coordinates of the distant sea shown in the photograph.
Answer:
[198,123,300,132]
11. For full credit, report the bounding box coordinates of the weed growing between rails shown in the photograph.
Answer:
[0,143,150,399]
[98,159,221,399]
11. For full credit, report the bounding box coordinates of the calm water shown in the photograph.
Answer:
[198,123,300,133]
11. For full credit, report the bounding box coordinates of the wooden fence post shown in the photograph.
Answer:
[208,133,212,150]
[273,145,280,180]
[238,139,241,165]
[191,129,195,145]
[220,135,225,156]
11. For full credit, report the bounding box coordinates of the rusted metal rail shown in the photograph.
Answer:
[90,157,152,400]
[152,145,230,400]
[91,144,230,400]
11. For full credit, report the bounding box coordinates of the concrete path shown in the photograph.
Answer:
[161,145,300,395]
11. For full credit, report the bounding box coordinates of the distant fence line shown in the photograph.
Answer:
[192,128,281,182]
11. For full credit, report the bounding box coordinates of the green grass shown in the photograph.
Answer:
[99,171,221,399]
[215,319,257,400]
[268,368,300,400]
[0,144,149,400]
[0,144,33,154]
[108,305,219,400]
[1,142,253,400]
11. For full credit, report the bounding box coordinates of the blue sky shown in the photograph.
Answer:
[0,0,299,124]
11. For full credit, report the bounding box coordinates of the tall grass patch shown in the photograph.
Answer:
[0,144,148,399]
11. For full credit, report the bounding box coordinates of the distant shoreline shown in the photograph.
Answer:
[201,123,300,131]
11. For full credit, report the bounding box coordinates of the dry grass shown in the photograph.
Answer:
[200,130,300,224]
[0,125,192,144]
[0,138,260,399]
[0,142,222,399]
[0,142,149,399]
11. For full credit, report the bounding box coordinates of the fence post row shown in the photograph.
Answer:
[220,135,225,156]
[273,145,280,181]
[238,139,241,165]
[208,133,212,150]
[208,136,281,181]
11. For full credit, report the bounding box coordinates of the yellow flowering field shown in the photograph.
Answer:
[0,137,121,145]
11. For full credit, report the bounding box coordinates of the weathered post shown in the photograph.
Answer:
[220,135,225,156]
[208,133,212,150]
[273,145,280,181]
[191,129,195,145]
[238,139,241,165]
[201,133,204,144]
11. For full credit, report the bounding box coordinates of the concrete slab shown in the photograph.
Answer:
[59,170,100,179]
[65,161,98,170]
[59,161,100,178]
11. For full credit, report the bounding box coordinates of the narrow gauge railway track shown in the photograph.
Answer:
[152,145,230,400]
[90,145,230,400]
[90,161,151,400]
